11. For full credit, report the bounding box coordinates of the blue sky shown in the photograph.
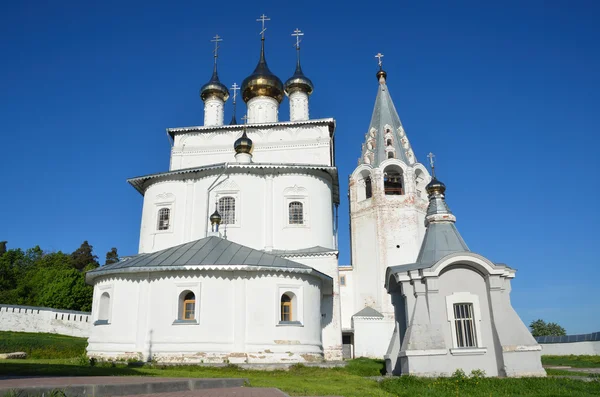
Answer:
[1,1,599,333]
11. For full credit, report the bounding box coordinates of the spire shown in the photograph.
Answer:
[284,28,314,96]
[360,54,416,167]
[230,82,240,125]
[414,165,469,266]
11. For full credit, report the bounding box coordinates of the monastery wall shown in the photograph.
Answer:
[0,304,91,338]
[537,333,600,356]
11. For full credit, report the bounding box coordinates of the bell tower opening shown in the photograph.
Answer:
[383,166,404,195]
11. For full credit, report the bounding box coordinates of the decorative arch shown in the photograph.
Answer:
[382,164,404,196]
[423,253,515,278]
[354,168,373,201]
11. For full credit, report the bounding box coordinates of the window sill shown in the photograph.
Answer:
[284,224,309,229]
[94,320,109,326]
[277,321,303,327]
[172,319,198,325]
[450,347,487,356]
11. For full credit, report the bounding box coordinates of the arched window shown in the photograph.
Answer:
[387,152,395,159]
[386,139,393,146]
[281,294,293,322]
[179,291,196,321]
[157,208,170,230]
[96,292,110,325]
[365,176,372,199]
[218,197,236,224]
[288,201,304,224]
[383,166,404,195]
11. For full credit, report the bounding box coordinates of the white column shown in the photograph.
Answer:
[247,96,278,123]
[289,91,309,121]
[203,97,225,126]
[264,175,273,251]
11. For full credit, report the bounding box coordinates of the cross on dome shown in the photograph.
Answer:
[375,52,384,68]
[292,28,304,50]
[427,152,436,177]
[231,83,240,103]
[211,34,223,61]
[257,14,270,38]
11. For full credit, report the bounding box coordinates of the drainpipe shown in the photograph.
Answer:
[205,163,229,237]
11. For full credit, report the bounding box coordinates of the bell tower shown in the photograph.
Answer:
[346,56,431,336]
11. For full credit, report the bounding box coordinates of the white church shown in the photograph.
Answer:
[86,18,545,377]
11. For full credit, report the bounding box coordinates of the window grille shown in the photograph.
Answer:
[453,303,477,348]
[157,208,170,230]
[218,197,236,224]
[281,294,292,321]
[289,201,304,224]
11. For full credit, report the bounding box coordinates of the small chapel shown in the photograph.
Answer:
[86,16,544,377]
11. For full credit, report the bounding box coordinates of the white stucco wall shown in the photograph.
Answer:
[353,317,395,359]
[0,305,91,338]
[170,122,333,170]
[339,267,354,331]
[540,341,600,355]
[87,270,326,363]
[138,171,334,254]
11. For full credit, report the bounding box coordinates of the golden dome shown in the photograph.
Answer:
[284,60,313,96]
[376,68,387,81]
[241,39,284,103]
[209,207,222,225]
[426,178,446,196]
[200,65,229,102]
[234,129,253,154]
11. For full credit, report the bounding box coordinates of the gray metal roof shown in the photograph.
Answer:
[353,307,384,318]
[387,181,469,274]
[167,118,335,140]
[270,246,338,257]
[536,332,600,344]
[359,76,415,167]
[126,163,340,204]
[86,236,332,283]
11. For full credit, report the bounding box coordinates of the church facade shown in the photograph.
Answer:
[86,19,544,376]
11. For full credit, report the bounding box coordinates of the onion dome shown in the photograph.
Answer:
[234,129,253,154]
[210,206,222,225]
[376,67,387,81]
[241,39,284,103]
[200,64,230,102]
[426,178,446,196]
[284,58,313,96]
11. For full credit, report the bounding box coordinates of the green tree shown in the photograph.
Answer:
[0,241,7,255]
[71,241,99,271]
[105,247,119,265]
[530,319,567,337]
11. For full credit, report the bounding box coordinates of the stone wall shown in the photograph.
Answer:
[537,332,600,356]
[0,304,91,338]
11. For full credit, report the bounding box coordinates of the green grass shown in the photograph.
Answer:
[0,332,86,359]
[545,368,599,377]
[542,354,600,368]
[2,359,600,397]
[1,332,599,396]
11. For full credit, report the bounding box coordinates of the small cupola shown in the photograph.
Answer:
[200,34,230,126]
[284,28,313,121]
[234,127,253,164]
[209,204,222,234]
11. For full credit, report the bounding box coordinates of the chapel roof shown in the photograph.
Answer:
[359,70,416,167]
[86,236,332,284]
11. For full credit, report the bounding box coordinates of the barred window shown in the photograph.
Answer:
[289,201,304,224]
[453,303,477,348]
[218,197,236,224]
[157,208,170,230]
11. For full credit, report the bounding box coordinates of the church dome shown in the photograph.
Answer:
[209,207,222,225]
[200,66,230,102]
[426,178,446,195]
[376,68,387,81]
[284,62,313,96]
[241,39,284,103]
[234,129,253,154]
